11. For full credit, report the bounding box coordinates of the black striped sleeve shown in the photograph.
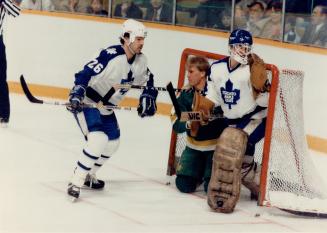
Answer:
[2,0,20,17]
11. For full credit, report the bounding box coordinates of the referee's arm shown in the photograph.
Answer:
[1,0,20,17]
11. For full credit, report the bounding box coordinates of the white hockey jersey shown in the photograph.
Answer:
[74,45,153,114]
[206,57,268,119]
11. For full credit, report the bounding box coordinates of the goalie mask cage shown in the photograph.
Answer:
[167,48,327,217]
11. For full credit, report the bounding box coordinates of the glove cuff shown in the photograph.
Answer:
[70,85,86,99]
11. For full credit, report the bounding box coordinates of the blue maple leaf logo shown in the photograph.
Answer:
[220,79,240,109]
[119,70,134,95]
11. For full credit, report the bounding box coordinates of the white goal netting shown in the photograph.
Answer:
[261,69,327,216]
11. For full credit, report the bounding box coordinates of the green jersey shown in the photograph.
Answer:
[171,87,226,151]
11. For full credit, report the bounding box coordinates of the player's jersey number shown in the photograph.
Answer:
[87,59,104,74]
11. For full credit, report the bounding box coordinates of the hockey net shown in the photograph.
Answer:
[167,48,327,217]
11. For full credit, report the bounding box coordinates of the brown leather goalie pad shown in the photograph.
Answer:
[248,53,269,98]
[190,91,215,137]
[207,127,248,213]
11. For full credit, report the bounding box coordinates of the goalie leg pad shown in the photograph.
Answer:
[207,127,248,213]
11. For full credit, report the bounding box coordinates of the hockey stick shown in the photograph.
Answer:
[166,82,182,119]
[20,75,221,121]
[19,75,135,111]
[115,84,182,92]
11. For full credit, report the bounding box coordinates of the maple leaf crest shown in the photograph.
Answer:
[220,79,240,109]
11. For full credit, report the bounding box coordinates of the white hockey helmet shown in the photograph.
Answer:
[121,19,147,44]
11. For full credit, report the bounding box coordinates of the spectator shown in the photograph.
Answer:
[301,5,327,47]
[144,0,173,23]
[86,0,108,16]
[113,0,143,19]
[234,4,247,29]
[192,0,221,29]
[220,7,231,30]
[260,1,282,40]
[284,16,302,43]
[235,0,256,16]
[20,0,55,11]
[246,0,269,37]
[57,0,88,13]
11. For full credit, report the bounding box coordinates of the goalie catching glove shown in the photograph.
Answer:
[189,91,215,136]
[67,85,86,114]
[248,53,270,98]
[137,86,158,117]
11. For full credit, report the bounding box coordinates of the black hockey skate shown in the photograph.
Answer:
[0,118,9,128]
[83,174,105,189]
[67,184,80,202]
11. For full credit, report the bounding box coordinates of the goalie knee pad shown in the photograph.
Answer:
[207,127,248,213]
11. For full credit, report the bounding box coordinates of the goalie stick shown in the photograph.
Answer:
[19,75,134,111]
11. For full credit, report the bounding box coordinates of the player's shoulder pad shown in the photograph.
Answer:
[211,57,228,67]
[210,57,228,72]
[100,45,125,59]
[208,57,228,81]
[94,45,125,68]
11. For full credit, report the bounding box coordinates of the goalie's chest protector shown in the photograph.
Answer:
[209,58,257,119]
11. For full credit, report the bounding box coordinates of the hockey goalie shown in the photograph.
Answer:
[205,29,270,213]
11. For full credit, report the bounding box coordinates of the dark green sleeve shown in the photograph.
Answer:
[172,90,194,134]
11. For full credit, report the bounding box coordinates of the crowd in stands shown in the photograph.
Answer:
[15,0,327,48]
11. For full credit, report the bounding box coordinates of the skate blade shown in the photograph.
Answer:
[67,195,78,202]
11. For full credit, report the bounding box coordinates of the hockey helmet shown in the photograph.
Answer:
[228,29,253,64]
[121,19,147,44]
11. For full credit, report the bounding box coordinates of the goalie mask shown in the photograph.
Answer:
[228,29,253,64]
[121,19,147,45]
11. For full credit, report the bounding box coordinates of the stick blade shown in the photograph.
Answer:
[20,75,43,104]
[279,208,327,218]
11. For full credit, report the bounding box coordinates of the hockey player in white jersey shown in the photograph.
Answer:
[66,19,158,201]
[205,29,270,213]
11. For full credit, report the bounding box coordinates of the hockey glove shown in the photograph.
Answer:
[137,86,158,117]
[67,85,86,114]
[248,53,269,98]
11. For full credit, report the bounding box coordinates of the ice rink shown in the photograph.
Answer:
[1,94,327,233]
